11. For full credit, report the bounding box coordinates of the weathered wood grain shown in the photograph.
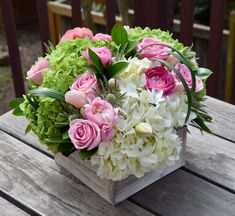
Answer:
[0,112,49,154]
[0,197,29,216]
[186,125,235,191]
[0,130,154,216]
[130,169,235,216]
[203,96,235,142]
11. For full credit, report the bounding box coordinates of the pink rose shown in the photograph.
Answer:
[175,63,203,92]
[137,38,170,60]
[60,27,93,42]
[71,72,100,97]
[92,33,112,42]
[83,47,112,66]
[27,58,50,85]
[69,119,101,150]
[145,66,176,96]
[82,97,118,142]
[65,90,88,108]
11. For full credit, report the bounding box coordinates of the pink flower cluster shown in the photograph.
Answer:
[137,37,204,95]
[66,72,118,151]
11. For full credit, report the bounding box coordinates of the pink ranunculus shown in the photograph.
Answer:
[71,72,100,97]
[60,27,93,42]
[83,47,112,66]
[69,119,101,150]
[145,66,176,96]
[27,58,50,85]
[137,38,170,60]
[175,63,203,92]
[65,90,88,108]
[92,33,112,42]
[82,97,118,142]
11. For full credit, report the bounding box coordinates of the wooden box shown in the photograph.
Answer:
[55,127,187,205]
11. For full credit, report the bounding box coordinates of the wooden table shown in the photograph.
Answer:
[0,96,235,216]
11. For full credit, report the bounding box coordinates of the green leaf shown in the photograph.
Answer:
[192,117,212,133]
[109,61,129,78]
[194,68,213,80]
[156,58,192,123]
[12,107,24,116]
[125,40,138,54]
[79,148,98,160]
[9,98,24,109]
[111,24,128,48]
[45,137,71,144]
[88,48,104,74]
[25,124,31,134]
[28,87,65,101]
[62,131,69,140]
[81,64,98,73]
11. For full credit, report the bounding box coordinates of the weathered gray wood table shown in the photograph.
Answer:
[0,96,234,216]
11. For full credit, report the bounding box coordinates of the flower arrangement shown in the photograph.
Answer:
[11,25,212,181]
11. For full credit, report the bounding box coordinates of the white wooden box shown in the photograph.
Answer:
[55,127,187,205]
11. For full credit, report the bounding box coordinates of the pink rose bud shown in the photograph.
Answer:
[60,27,93,42]
[69,119,101,150]
[71,72,100,97]
[137,38,170,60]
[92,33,112,42]
[83,47,112,66]
[82,97,118,142]
[27,58,50,85]
[145,66,176,96]
[166,55,180,66]
[135,122,153,137]
[65,90,88,108]
[174,63,203,92]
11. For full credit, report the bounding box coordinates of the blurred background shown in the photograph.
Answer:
[0,0,235,115]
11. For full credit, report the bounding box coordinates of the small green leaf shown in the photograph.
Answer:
[88,48,104,74]
[195,68,213,80]
[25,124,31,134]
[79,148,98,160]
[62,132,69,140]
[109,61,129,78]
[125,40,138,54]
[45,137,71,144]
[29,87,65,101]
[111,24,128,48]
[12,107,24,116]
[9,98,24,109]
[192,117,212,133]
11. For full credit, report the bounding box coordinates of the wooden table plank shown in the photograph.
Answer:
[187,126,235,192]
[0,197,29,216]
[204,96,235,142]
[1,131,235,216]
[130,169,235,216]
[0,130,154,216]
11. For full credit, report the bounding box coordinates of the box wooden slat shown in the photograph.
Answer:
[55,127,187,205]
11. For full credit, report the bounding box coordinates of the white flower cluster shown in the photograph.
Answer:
[91,58,195,181]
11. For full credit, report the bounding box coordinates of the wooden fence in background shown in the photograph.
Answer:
[0,0,231,102]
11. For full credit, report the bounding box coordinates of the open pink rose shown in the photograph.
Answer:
[82,97,118,142]
[83,47,112,66]
[65,90,88,108]
[69,119,101,150]
[71,72,100,97]
[137,38,170,60]
[27,58,50,85]
[175,63,203,92]
[145,66,176,96]
[92,33,112,42]
[60,27,93,42]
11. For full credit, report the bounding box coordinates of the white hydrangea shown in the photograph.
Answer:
[90,58,196,181]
